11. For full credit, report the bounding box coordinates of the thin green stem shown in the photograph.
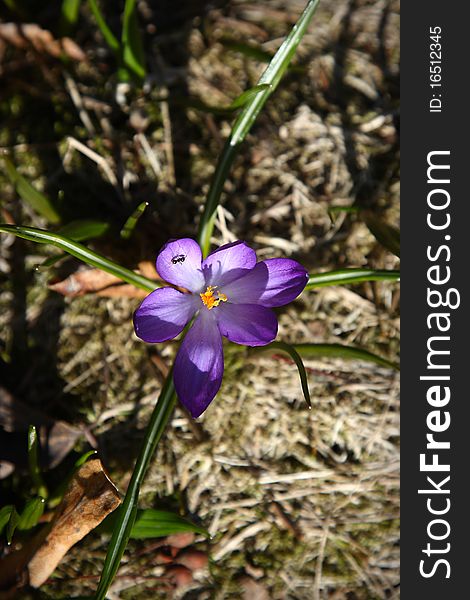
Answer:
[88,0,120,55]
[0,225,157,292]
[197,142,238,253]
[305,268,400,290]
[252,341,311,408]
[197,0,320,256]
[94,374,177,600]
[28,425,48,499]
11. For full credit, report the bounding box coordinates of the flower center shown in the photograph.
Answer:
[199,286,227,310]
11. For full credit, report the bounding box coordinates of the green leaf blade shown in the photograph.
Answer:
[3,156,61,224]
[121,0,146,80]
[0,224,157,293]
[60,0,81,34]
[120,201,148,239]
[6,508,20,544]
[229,0,320,147]
[294,343,399,371]
[88,0,120,54]
[363,214,401,258]
[254,341,311,408]
[305,268,400,290]
[18,497,45,531]
[0,506,14,537]
[94,376,177,600]
[228,84,272,110]
[28,425,48,499]
[92,3,323,596]
[221,39,273,63]
[197,0,321,256]
[131,509,208,539]
[58,219,110,241]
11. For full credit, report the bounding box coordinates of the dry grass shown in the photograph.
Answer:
[0,0,399,598]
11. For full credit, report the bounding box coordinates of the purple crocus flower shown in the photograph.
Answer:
[134,239,308,418]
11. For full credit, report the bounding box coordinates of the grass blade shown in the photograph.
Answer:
[75,450,98,468]
[221,39,273,62]
[94,374,177,600]
[187,84,272,115]
[229,1,319,146]
[254,341,311,408]
[60,0,81,35]
[6,508,19,545]
[228,83,272,109]
[88,0,120,55]
[28,425,48,500]
[0,225,157,292]
[328,205,360,214]
[17,497,45,531]
[0,506,14,537]
[35,253,68,271]
[120,201,148,239]
[363,214,401,258]
[328,205,360,224]
[305,268,400,290]
[121,0,146,80]
[294,343,399,370]
[131,509,208,539]
[58,219,110,241]
[3,156,61,224]
[328,206,401,257]
[197,0,320,255]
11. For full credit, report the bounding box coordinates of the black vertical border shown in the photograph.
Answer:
[402,3,469,598]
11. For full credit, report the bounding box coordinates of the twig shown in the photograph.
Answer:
[64,136,119,190]
[215,205,237,245]
[212,522,270,561]
[64,72,96,136]
[134,132,162,179]
[160,96,176,188]
[313,519,330,600]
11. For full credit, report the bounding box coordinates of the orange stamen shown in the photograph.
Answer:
[200,286,228,310]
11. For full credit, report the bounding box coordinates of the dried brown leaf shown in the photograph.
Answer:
[49,269,122,297]
[138,261,160,280]
[27,458,121,588]
[96,285,149,298]
[49,265,160,299]
[0,459,120,592]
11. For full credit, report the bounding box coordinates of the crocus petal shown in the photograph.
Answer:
[222,258,308,307]
[156,238,205,292]
[134,287,198,343]
[202,241,257,287]
[215,302,278,346]
[174,310,224,418]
